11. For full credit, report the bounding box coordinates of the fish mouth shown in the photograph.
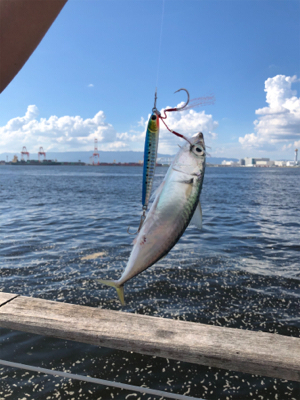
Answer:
[192,132,205,148]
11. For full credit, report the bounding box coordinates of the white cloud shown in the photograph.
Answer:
[155,102,218,153]
[239,75,300,151]
[137,117,145,127]
[0,104,218,154]
[282,143,293,151]
[0,106,122,152]
[88,84,94,87]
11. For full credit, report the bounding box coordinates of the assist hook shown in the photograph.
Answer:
[159,88,193,147]
[173,88,190,111]
[159,88,190,119]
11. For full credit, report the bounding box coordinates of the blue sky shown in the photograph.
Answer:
[1,0,299,160]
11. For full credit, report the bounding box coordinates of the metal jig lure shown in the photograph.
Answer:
[127,88,191,235]
[128,90,160,235]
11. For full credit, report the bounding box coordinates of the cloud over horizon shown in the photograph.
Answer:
[0,105,128,152]
[0,104,218,154]
[239,75,300,152]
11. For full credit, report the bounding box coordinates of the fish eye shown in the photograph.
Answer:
[191,145,204,156]
[151,115,157,120]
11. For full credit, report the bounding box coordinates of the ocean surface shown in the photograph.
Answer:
[0,165,299,400]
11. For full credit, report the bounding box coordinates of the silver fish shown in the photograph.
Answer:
[98,132,206,304]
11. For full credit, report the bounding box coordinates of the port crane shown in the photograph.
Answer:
[92,138,100,165]
[38,147,46,162]
[21,146,30,161]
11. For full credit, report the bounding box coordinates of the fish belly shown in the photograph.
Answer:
[119,170,201,285]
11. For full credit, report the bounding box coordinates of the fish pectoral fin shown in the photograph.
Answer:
[189,201,202,230]
[97,279,125,306]
[179,178,194,184]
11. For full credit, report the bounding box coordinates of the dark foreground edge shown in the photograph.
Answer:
[0,292,299,382]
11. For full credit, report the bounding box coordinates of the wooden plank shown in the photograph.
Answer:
[0,292,19,307]
[0,293,299,382]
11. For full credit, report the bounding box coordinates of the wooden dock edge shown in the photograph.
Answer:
[0,292,299,382]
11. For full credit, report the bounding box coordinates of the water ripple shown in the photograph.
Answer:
[1,165,299,399]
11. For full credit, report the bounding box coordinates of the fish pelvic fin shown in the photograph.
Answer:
[97,279,125,306]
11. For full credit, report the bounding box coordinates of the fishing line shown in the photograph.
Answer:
[156,0,165,90]
[128,2,165,235]
[0,359,204,400]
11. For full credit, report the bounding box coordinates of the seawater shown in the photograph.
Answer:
[0,165,299,400]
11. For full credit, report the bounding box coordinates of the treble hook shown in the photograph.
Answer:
[127,209,146,235]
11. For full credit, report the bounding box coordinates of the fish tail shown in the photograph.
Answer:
[97,279,125,306]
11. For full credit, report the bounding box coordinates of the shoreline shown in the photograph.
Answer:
[1,163,298,168]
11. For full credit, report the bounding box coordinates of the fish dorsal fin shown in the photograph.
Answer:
[190,201,202,229]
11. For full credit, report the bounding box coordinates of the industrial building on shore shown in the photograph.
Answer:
[239,157,298,167]
[239,149,298,167]
[222,158,298,167]
[221,149,299,167]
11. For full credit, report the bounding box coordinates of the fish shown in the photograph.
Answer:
[98,132,206,305]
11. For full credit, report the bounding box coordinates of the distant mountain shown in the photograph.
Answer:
[1,151,239,165]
